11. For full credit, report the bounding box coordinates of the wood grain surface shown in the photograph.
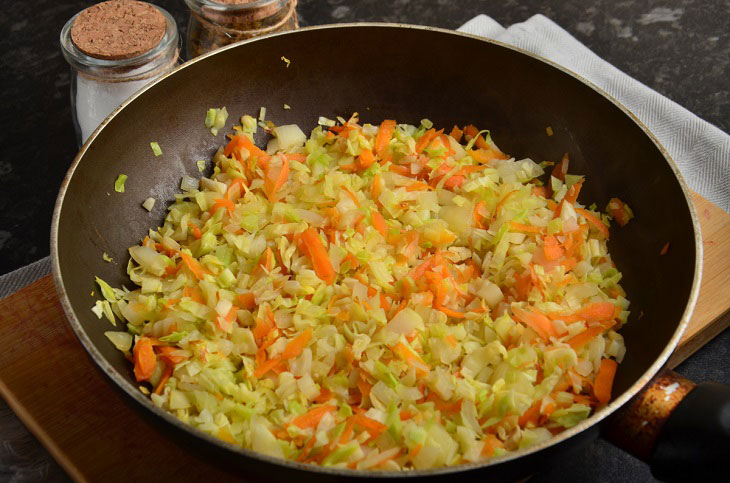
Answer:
[0,193,727,482]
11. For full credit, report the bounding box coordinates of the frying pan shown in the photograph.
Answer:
[50,24,729,481]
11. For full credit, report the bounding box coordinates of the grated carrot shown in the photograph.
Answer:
[291,405,337,429]
[375,120,396,161]
[576,208,610,239]
[593,358,618,404]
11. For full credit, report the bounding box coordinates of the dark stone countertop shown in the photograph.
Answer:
[0,0,728,481]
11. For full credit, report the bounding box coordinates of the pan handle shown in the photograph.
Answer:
[603,369,730,481]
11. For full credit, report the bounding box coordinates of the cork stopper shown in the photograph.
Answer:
[71,0,166,60]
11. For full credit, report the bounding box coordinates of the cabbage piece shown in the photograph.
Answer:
[150,142,163,156]
[114,174,127,193]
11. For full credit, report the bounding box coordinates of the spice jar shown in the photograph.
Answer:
[184,0,298,59]
[60,0,180,146]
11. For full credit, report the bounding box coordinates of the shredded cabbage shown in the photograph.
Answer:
[150,142,162,157]
[97,114,630,470]
[142,197,156,211]
[114,174,127,193]
[205,107,228,136]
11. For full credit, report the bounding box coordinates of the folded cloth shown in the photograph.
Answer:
[0,257,51,299]
[458,14,730,213]
[2,14,728,300]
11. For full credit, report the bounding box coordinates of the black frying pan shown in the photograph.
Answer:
[51,24,728,481]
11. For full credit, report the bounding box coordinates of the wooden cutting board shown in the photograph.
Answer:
[0,193,728,482]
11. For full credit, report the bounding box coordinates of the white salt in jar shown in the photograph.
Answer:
[60,0,180,146]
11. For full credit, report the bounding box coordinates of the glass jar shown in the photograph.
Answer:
[184,0,298,59]
[60,3,180,147]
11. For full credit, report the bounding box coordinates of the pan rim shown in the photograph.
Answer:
[50,22,702,477]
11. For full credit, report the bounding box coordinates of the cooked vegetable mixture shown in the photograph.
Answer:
[98,114,630,470]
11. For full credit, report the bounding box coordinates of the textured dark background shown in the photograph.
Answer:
[0,0,728,481]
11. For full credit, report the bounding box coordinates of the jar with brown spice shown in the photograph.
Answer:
[183,0,298,59]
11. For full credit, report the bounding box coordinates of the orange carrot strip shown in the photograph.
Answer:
[563,180,583,205]
[375,120,396,160]
[392,342,429,375]
[265,155,290,202]
[481,434,505,457]
[342,252,360,270]
[282,328,313,360]
[463,125,489,150]
[188,222,202,239]
[532,185,549,198]
[216,305,239,332]
[313,388,333,404]
[301,228,336,285]
[551,153,569,181]
[358,148,376,169]
[182,286,205,304]
[133,337,157,382]
[518,401,541,428]
[410,444,423,459]
[593,359,618,404]
[543,234,565,261]
[354,413,387,436]
[179,252,206,280]
[156,346,186,366]
[339,162,359,172]
[473,200,486,228]
[426,393,463,414]
[291,405,337,429]
[575,302,617,321]
[442,175,465,189]
[225,177,248,200]
[238,292,256,310]
[225,135,271,165]
[660,242,670,256]
[607,197,633,227]
[357,374,372,400]
[254,355,283,378]
[566,322,614,350]
[379,293,390,311]
[342,185,361,207]
[436,305,466,319]
[154,363,173,395]
[211,198,235,215]
[400,410,416,421]
[576,208,610,239]
[408,256,434,280]
[449,125,463,142]
[439,134,455,155]
[371,174,382,203]
[259,247,275,272]
[252,314,274,343]
[406,182,431,192]
[339,416,357,444]
[285,153,307,162]
[469,149,500,164]
[371,210,388,237]
[512,306,559,340]
[510,222,544,234]
[493,190,519,220]
[389,164,411,176]
[414,128,438,154]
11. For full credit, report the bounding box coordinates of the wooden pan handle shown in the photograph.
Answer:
[604,369,730,481]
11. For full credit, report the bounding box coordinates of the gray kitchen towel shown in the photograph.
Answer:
[0,257,52,299]
[1,13,728,299]
[458,14,730,212]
